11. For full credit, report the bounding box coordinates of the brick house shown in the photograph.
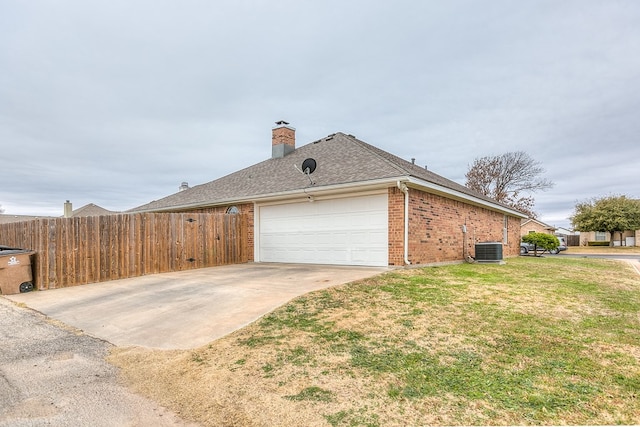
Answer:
[62,201,118,218]
[0,202,116,225]
[0,214,54,224]
[580,230,638,247]
[520,218,556,237]
[131,122,526,266]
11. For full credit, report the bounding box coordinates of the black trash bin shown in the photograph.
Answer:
[0,246,35,295]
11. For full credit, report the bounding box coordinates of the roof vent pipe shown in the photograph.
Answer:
[179,182,189,191]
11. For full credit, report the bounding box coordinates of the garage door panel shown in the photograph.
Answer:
[259,194,388,266]
[316,249,349,263]
[351,248,386,264]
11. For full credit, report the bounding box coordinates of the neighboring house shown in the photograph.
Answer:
[0,202,116,225]
[131,121,527,267]
[0,214,55,224]
[520,218,575,246]
[575,198,640,247]
[520,218,556,237]
[63,201,118,218]
[580,230,638,247]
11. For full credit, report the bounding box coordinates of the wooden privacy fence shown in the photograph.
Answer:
[565,235,580,247]
[0,212,249,290]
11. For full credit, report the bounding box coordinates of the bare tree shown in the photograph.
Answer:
[465,151,553,218]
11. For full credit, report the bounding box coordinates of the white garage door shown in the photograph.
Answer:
[258,193,388,266]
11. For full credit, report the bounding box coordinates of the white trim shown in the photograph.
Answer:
[136,178,396,213]
[255,188,387,208]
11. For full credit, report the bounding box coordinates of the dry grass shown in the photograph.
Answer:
[109,257,640,426]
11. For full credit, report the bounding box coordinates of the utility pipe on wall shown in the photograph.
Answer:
[397,181,411,265]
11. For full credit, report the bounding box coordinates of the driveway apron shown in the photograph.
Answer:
[6,263,387,349]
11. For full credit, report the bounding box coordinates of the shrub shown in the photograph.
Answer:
[587,241,610,247]
[522,232,560,252]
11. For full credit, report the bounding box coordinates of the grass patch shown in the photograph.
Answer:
[324,408,380,427]
[284,386,334,402]
[109,256,640,426]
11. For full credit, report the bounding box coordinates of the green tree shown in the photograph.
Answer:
[465,151,553,218]
[522,232,560,256]
[571,195,640,246]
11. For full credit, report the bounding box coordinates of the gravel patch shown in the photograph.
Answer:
[0,297,199,427]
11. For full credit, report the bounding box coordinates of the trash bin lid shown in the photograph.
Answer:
[0,249,34,256]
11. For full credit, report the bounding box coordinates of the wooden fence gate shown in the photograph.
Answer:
[0,212,249,290]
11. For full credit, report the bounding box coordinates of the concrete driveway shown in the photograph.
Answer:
[6,263,387,349]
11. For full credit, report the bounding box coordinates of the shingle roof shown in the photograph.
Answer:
[130,132,516,213]
[68,203,117,217]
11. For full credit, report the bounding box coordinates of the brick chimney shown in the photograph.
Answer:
[272,120,295,158]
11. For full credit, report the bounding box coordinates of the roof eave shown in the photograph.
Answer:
[133,175,528,218]
[521,218,556,230]
[133,177,402,213]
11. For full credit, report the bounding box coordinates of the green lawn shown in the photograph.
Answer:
[110,256,640,426]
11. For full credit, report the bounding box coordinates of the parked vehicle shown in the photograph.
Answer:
[520,236,567,255]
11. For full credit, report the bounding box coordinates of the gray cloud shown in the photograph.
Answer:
[1,0,639,228]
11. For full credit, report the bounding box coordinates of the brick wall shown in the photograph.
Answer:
[388,187,520,265]
[520,221,554,237]
[388,188,405,265]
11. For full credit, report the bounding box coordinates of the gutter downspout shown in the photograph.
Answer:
[397,181,411,266]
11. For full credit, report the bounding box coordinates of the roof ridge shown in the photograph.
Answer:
[334,133,522,213]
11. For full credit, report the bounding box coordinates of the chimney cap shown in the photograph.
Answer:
[273,120,295,130]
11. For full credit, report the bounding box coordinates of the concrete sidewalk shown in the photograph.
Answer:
[6,263,387,349]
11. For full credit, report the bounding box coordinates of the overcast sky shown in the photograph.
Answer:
[1,1,639,229]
